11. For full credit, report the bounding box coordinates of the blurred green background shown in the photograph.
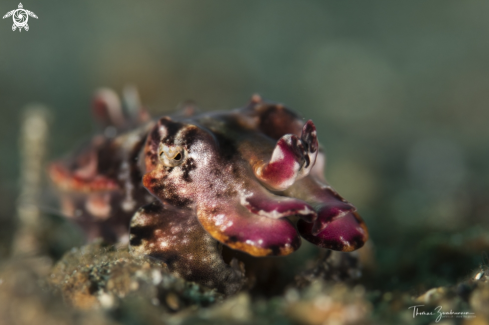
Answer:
[1,0,489,292]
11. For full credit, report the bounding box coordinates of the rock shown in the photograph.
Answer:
[48,242,223,311]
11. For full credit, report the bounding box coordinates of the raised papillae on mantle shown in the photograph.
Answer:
[49,89,368,294]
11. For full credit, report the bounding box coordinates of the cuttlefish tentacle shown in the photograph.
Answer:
[253,120,318,191]
[284,176,368,252]
[129,201,245,295]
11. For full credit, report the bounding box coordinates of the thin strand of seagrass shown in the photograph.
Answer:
[12,106,49,256]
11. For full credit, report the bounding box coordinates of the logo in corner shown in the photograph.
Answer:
[3,3,37,32]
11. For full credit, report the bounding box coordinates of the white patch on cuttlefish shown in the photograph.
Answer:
[270,145,285,163]
[256,209,282,219]
[339,236,350,247]
[298,206,313,216]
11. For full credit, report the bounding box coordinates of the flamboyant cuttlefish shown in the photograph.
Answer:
[49,88,368,294]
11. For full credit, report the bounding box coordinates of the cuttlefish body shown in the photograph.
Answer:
[49,89,368,294]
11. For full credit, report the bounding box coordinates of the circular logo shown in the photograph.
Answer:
[13,9,28,27]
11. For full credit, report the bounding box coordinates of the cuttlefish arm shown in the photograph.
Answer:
[284,176,369,252]
[240,97,327,184]
[196,199,302,257]
[239,101,367,251]
[252,120,319,191]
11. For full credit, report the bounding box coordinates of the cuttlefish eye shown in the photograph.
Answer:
[159,144,186,167]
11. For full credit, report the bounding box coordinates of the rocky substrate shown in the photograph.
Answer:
[1,239,488,325]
